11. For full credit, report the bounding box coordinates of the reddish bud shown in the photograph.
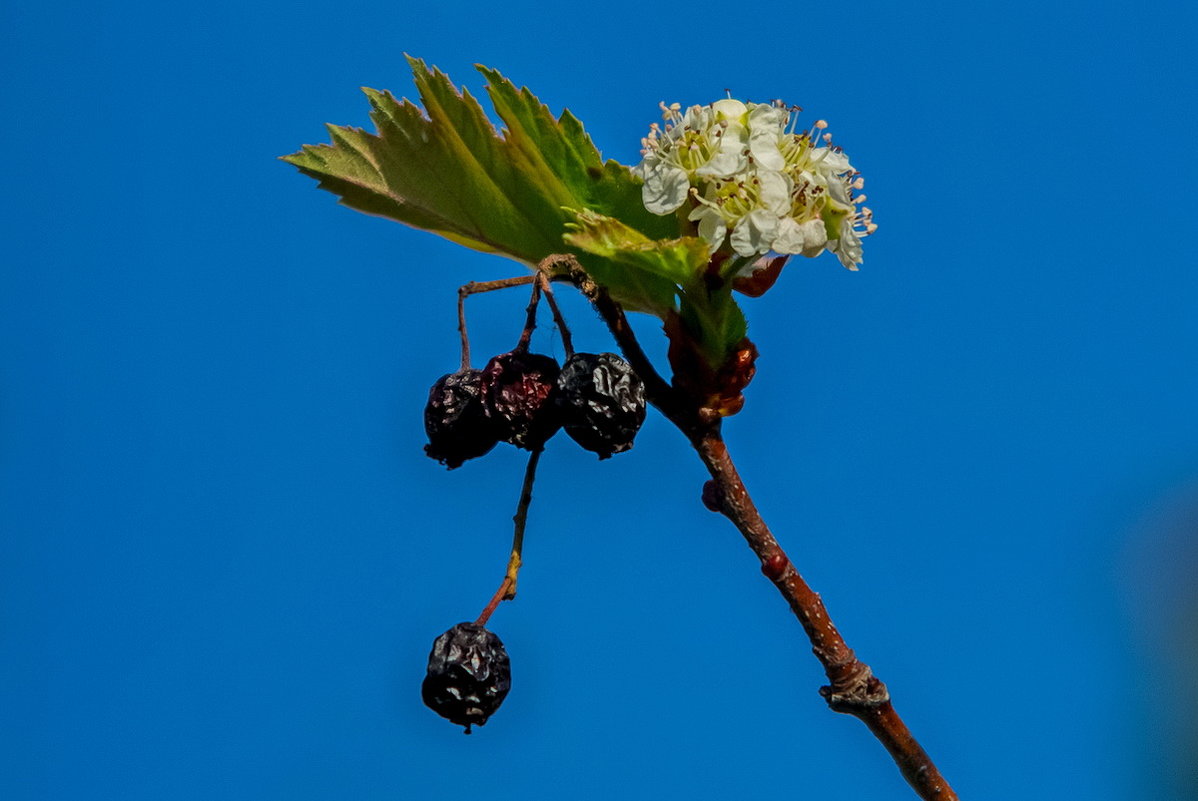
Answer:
[761,552,789,581]
[701,480,723,513]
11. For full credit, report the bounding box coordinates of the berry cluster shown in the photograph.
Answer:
[420,275,646,732]
[423,274,646,468]
[425,349,645,466]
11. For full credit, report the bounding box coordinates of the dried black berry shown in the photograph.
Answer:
[555,352,646,459]
[480,351,561,450]
[424,369,499,469]
[421,622,511,733]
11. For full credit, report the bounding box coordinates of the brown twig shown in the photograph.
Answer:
[547,252,957,800]
[692,433,955,799]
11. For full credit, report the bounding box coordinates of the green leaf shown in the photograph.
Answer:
[565,208,718,318]
[282,57,678,269]
[566,209,746,364]
[564,209,708,284]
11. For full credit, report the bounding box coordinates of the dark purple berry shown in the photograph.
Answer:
[421,622,511,733]
[480,351,561,450]
[555,352,646,459]
[424,369,499,469]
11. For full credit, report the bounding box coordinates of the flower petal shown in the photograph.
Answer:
[689,204,728,249]
[748,104,787,171]
[641,164,691,215]
[757,170,791,216]
[730,209,779,257]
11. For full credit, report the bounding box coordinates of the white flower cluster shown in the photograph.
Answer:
[634,99,876,270]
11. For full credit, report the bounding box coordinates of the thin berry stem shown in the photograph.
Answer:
[537,273,574,358]
[515,281,542,352]
[456,276,536,369]
[475,446,543,626]
[474,576,511,627]
[504,447,541,599]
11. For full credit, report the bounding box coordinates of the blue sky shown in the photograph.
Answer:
[3,0,1197,799]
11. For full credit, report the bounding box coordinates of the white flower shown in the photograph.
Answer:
[635,97,875,268]
[687,169,792,255]
[635,102,750,213]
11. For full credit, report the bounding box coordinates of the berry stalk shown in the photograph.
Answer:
[457,276,536,369]
[472,446,543,626]
[503,447,541,601]
[536,273,575,358]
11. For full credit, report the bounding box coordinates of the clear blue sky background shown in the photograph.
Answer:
[3,0,1197,799]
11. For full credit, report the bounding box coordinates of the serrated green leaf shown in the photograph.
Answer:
[565,209,746,362]
[564,209,709,284]
[477,67,676,243]
[283,57,678,270]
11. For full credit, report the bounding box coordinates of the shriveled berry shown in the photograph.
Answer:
[421,622,511,733]
[555,352,646,459]
[423,369,499,469]
[480,351,561,450]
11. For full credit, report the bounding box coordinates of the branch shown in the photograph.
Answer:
[548,253,958,800]
[693,433,956,800]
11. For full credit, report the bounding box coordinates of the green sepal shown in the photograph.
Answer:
[820,198,853,243]
[678,285,749,369]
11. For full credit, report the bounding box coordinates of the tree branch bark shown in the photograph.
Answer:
[543,254,958,800]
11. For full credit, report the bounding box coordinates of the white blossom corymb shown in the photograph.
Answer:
[634,99,876,270]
